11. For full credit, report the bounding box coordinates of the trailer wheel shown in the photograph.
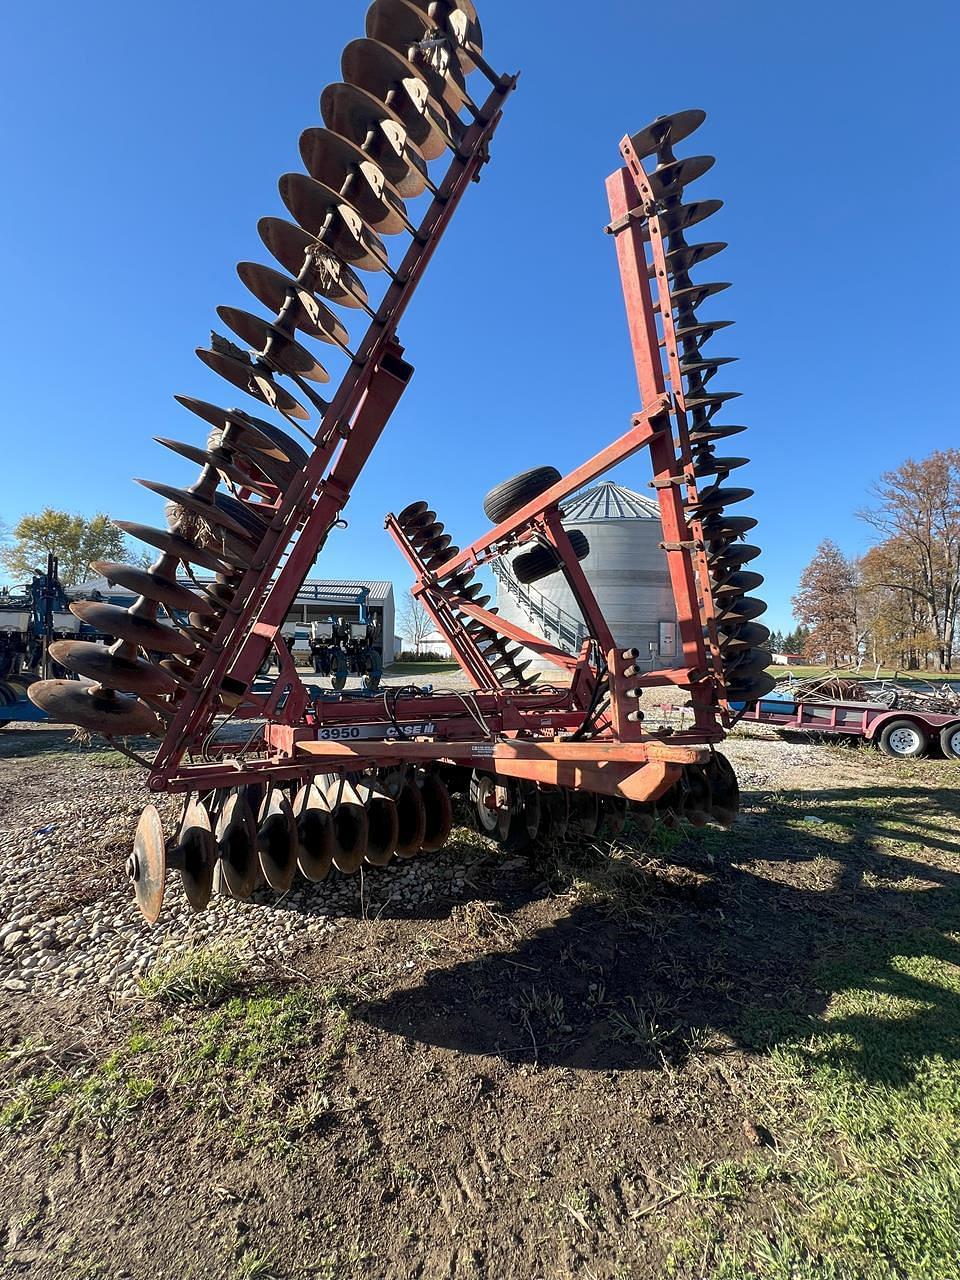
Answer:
[939,722,960,760]
[878,719,929,759]
[483,467,561,524]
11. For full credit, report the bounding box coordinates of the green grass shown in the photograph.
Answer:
[765,663,960,683]
[383,661,460,677]
[665,933,960,1279]
[1,947,352,1154]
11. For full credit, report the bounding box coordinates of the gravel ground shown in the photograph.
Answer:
[0,675,833,1005]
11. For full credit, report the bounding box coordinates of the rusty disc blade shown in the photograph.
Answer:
[136,480,265,544]
[718,596,768,627]
[256,220,370,311]
[403,0,483,72]
[238,264,360,350]
[174,395,306,462]
[727,672,777,701]
[161,656,199,686]
[629,109,706,160]
[216,306,333,381]
[365,0,471,109]
[130,804,166,924]
[216,792,259,900]
[655,200,723,236]
[153,438,276,499]
[257,788,298,892]
[326,777,369,874]
[179,798,216,911]
[299,127,410,235]
[418,772,452,853]
[279,173,389,274]
[657,241,727,277]
[48,640,181,696]
[341,38,452,161]
[670,281,731,310]
[646,154,715,198]
[725,648,772,680]
[707,542,761,568]
[358,782,399,866]
[712,570,765,598]
[112,519,235,574]
[196,346,310,421]
[91,560,219,616]
[720,622,770,652]
[292,781,335,881]
[687,485,754,513]
[320,81,430,197]
[69,601,199,657]
[28,678,163,735]
[689,423,747,445]
[691,455,750,479]
[397,499,430,524]
[382,771,427,858]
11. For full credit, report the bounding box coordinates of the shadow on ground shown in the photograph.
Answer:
[349,777,960,1083]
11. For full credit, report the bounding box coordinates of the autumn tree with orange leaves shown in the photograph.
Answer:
[792,539,860,665]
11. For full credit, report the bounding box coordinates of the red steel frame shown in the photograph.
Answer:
[147,124,728,809]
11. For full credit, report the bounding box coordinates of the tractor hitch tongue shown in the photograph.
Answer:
[28,4,766,923]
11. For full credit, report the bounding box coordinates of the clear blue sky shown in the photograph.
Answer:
[1,1,957,633]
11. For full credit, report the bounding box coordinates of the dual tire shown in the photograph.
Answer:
[483,466,589,586]
[877,717,960,760]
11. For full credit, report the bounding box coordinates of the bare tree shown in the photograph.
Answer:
[399,589,433,655]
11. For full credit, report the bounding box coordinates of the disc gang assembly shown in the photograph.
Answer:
[28,1,771,923]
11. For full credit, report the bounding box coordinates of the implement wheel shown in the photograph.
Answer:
[483,466,561,524]
[939,722,960,761]
[878,719,929,759]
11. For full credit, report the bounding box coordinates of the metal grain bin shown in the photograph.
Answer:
[495,482,680,670]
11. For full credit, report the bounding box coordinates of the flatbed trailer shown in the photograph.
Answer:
[733,695,960,760]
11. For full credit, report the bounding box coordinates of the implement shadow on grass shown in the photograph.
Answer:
[352,778,960,1082]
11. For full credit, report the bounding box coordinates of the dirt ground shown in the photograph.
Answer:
[0,717,957,1279]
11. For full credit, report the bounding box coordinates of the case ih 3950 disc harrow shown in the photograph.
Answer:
[29,2,772,923]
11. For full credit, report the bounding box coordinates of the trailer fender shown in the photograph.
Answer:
[863,710,928,743]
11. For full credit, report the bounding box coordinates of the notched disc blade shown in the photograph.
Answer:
[131,804,166,924]
[196,346,310,421]
[257,789,298,892]
[69,601,199,657]
[216,306,333,382]
[179,798,216,911]
[91,560,218,616]
[216,792,259,899]
[48,640,181,696]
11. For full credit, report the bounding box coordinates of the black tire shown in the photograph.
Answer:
[939,722,960,760]
[483,466,561,524]
[0,680,16,730]
[512,530,590,586]
[878,718,929,759]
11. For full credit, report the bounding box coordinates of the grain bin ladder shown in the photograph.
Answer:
[27,2,768,923]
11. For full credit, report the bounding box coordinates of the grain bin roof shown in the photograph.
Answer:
[562,481,660,521]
